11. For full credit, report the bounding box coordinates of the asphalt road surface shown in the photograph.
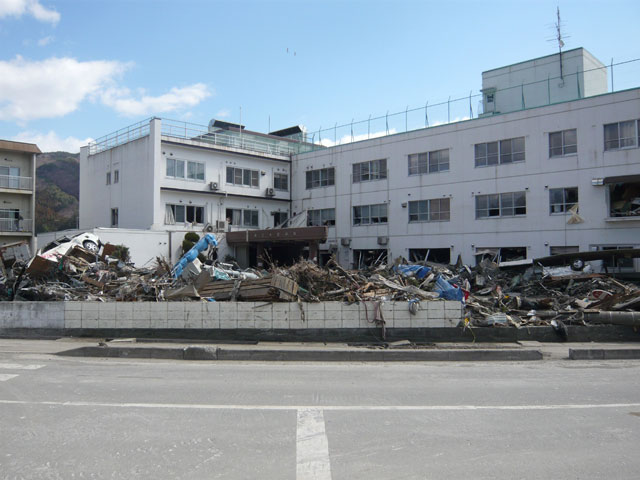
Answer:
[1,349,639,479]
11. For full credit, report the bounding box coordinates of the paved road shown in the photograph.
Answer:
[1,348,639,479]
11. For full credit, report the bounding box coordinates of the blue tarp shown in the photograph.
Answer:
[433,275,464,302]
[172,233,218,278]
[394,264,432,279]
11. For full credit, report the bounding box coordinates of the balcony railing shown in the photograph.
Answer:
[0,175,33,191]
[88,118,152,155]
[0,218,32,233]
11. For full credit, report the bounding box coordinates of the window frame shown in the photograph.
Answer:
[273,173,289,191]
[408,198,450,222]
[305,167,335,189]
[353,203,388,226]
[225,166,259,188]
[113,169,119,184]
[166,204,205,225]
[353,159,387,183]
[307,208,336,227]
[604,120,639,151]
[106,172,111,185]
[475,137,525,167]
[549,187,578,214]
[110,208,118,227]
[475,191,526,219]
[549,129,577,157]
[408,149,449,176]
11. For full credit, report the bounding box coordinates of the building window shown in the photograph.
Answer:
[187,162,205,181]
[305,167,335,189]
[225,208,258,227]
[408,149,449,175]
[166,158,184,178]
[113,170,119,184]
[549,187,578,214]
[226,167,259,187]
[0,166,21,189]
[0,208,21,232]
[110,208,118,227]
[550,246,579,256]
[598,245,635,270]
[549,129,577,157]
[353,159,387,183]
[353,203,388,225]
[408,198,450,222]
[166,204,204,224]
[475,137,525,167]
[167,159,204,181]
[106,172,111,185]
[307,208,335,226]
[408,248,451,264]
[604,120,638,150]
[274,173,288,191]
[475,192,526,218]
[608,181,640,217]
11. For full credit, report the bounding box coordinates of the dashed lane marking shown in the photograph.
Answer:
[297,408,332,480]
[0,363,45,370]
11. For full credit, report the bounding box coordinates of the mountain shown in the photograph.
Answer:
[35,152,79,234]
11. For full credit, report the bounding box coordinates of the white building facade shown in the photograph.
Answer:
[79,48,640,270]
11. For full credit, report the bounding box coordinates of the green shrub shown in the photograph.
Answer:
[184,232,200,243]
[112,245,130,262]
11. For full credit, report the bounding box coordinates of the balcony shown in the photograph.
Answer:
[0,218,33,234]
[0,175,33,191]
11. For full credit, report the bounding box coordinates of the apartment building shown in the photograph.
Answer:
[0,140,39,251]
[79,48,640,270]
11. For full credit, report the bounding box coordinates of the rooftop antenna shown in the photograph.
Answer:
[550,6,568,80]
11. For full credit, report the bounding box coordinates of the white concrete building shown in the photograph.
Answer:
[0,140,39,251]
[79,48,640,271]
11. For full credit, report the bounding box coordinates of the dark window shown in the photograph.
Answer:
[408,198,450,222]
[274,173,288,191]
[226,167,259,187]
[110,208,118,227]
[307,208,335,226]
[475,137,525,167]
[549,129,577,157]
[604,120,638,150]
[353,203,388,225]
[408,149,449,175]
[549,187,578,214]
[476,192,526,218]
[353,159,387,183]
[305,168,335,189]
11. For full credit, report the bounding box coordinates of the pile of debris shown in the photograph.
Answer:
[1,232,639,332]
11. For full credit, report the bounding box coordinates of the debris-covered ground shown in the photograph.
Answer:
[1,234,639,332]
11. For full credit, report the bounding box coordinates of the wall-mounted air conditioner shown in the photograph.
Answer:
[377,236,388,246]
[209,182,219,191]
[340,238,351,247]
[266,187,275,197]
[216,220,226,231]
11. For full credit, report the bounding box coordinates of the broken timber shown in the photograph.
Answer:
[197,274,298,301]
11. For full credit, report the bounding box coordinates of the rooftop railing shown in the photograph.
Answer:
[161,119,319,157]
[88,118,152,155]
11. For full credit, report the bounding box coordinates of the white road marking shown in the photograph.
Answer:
[296,408,332,480]
[0,374,19,382]
[0,399,639,411]
[0,363,45,370]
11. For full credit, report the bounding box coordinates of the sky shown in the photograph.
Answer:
[1,0,639,152]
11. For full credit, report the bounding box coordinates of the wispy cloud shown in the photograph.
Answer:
[0,56,127,122]
[37,35,54,46]
[101,83,212,117]
[13,130,92,153]
[215,109,230,118]
[0,0,60,24]
[317,128,397,147]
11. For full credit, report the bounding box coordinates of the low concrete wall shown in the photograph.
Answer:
[0,302,64,329]
[62,300,462,330]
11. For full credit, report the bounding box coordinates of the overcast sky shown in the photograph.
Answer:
[1,0,639,152]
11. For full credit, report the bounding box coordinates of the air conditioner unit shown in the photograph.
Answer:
[209,182,219,191]
[215,220,226,231]
[204,223,214,233]
[266,187,275,197]
[377,236,388,246]
[340,237,351,247]
[329,243,338,252]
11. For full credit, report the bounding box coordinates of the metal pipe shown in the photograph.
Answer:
[585,311,640,326]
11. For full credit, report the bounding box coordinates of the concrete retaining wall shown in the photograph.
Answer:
[1,300,462,330]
